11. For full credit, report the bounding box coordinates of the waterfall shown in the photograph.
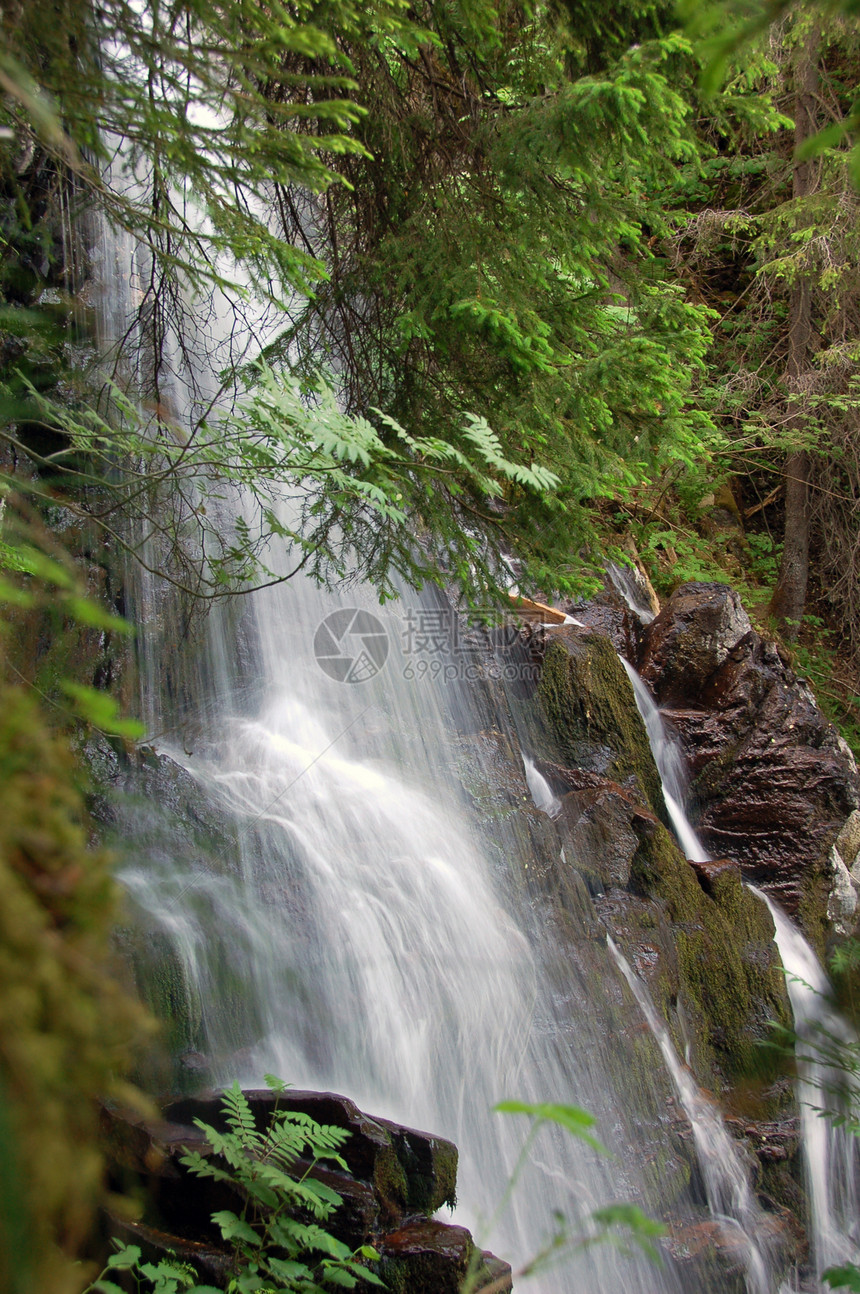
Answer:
[118,549,728,1291]
[620,658,710,863]
[87,146,724,1290]
[523,754,562,818]
[606,561,657,624]
[617,638,860,1290]
[91,146,837,1290]
[750,888,860,1280]
[608,936,781,1294]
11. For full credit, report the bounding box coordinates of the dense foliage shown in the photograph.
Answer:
[0,0,726,607]
[3,0,860,1287]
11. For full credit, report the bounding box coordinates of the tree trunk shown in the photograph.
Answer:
[769,25,819,638]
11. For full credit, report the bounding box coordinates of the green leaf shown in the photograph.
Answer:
[106,1245,143,1270]
[319,1267,358,1288]
[264,1256,314,1283]
[63,595,135,635]
[494,1100,608,1153]
[824,1265,860,1291]
[796,121,847,160]
[346,1264,386,1287]
[59,682,146,739]
[0,578,34,607]
[211,1210,262,1246]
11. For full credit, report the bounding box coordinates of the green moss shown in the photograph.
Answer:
[380,1238,475,1294]
[630,822,791,1094]
[538,634,666,820]
[0,682,151,1293]
[424,1141,458,1213]
[371,1144,410,1215]
[138,937,203,1056]
[797,850,831,954]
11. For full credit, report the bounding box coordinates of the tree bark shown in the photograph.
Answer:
[769,25,820,638]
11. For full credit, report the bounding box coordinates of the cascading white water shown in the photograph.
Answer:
[620,658,710,863]
[523,754,561,818]
[606,561,657,625]
[750,888,860,1281]
[93,140,796,1290]
[617,631,860,1290]
[608,936,779,1294]
[121,565,715,1292]
[614,656,801,1292]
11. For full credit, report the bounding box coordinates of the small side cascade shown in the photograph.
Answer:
[619,658,710,863]
[606,561,657,624]
[750,887,860,1281]
[608,936,780,1294]
[617,633,860,1289]
[523,754,562,818]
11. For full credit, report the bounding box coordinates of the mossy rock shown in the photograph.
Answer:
[538,631,666,823]
[630,823,791,1093]
[380,1221,508,1294]
[797,849,831,956]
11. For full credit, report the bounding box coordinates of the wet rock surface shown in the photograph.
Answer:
[101,1088,489,1293]
[515,614,791,1099]
[537,626,666,818]
[379,1221,512,1293]
[636,582,860,921]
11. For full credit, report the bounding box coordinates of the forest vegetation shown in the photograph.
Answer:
[1,0,860,1289]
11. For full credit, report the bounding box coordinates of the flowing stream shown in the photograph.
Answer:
[751,888,860,1280]
[622,653,860,1290]
[620,658,709,864]
[608,936,778,1294]
[611,664,785,1292]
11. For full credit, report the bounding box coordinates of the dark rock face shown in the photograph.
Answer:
[560,580,645,661]
[637,582,860,923]
[638,583,753,708]
[101,1088,494,1293]
[380,1221,512,1293]
[526,620,792,1101]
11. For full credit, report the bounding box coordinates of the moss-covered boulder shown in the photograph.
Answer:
[628,822,791,1093]
[101,1087,502,1294]
[538,628,666,821]
[379,1222,511,1294]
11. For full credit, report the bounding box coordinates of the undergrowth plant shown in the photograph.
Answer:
[458,1100,665,1294]
[88,1078,384,1294]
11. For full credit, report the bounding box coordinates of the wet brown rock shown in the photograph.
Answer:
[379,1220,512,1294]
[724,1116,800,1166]
[560,583,644,660]
[637,583,860,920]
[164,1089,411,1214]
[557,784,644,892]
[101,1088,493,1293]
[638,583,753,707]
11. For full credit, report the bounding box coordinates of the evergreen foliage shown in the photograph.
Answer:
[0,0,723,607]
